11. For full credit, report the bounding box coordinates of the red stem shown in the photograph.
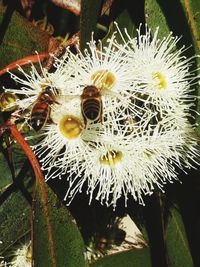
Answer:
[0,53,49,76]
[6,121,57,267]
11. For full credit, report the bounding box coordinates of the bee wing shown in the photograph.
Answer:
[57,94,80,102]
[102,89,128,103]
[107,215,147,255]
[84,215,147,263]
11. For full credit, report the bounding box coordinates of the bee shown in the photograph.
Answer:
[85,215,147,264]
[30,86,59,131]
[80,85,102,125]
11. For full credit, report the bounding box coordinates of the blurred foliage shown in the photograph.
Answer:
[166,206,193,267]
[0,151,12,190]
[33,182,88,267]
[0,0,200,267]
[0,190,31,254]
[80,0,102,51]
[0,4,55,69]
[91,249,151,267]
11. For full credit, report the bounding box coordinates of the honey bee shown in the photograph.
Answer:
[30,86,59,131]
[80,85,102,125]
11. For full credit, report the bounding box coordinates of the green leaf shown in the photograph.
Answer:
[0,151,12,191]
[32,182,89,267]
[145,0,200,131]
[180,0,200,129]
[145,0,197,47]
[12,143,28,174]
[0,140,30,183]
[100,7,137,51]
[80,0,102,51]
[166,206,193,267]
[145,0,170,39]
[0,4,53,69]
[143,194,168,267]
[115,9,137,40]
[180,0,200,51]
[90,248,151,267]
[0,190,31,253]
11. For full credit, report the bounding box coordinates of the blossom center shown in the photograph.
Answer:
[152,71,167,89]
[99,150,123,166]
[59,115,83,139]
[91,70,116,90]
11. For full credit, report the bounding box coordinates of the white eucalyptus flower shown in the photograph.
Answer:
[54,34,150,122]
[32,99,115,181]
[5,24,200,208]
[4,53,72,111]
[9,242,32,267]
[32,98,88,179]
[63,112,199,209]
[115,24,199,118]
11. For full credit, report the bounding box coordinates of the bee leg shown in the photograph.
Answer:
[99,106,103,124]
[47,117,56,125]
[55,100,60,105]
[83,117,87,128]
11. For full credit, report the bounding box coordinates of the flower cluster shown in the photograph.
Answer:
[5,25,200,208]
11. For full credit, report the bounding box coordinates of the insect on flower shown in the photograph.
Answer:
[80,85,103,126]
[84,214,147,263]
[4,23,200,209]
[30,86,60,132]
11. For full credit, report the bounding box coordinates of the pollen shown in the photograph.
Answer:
[152,71,167,89]
[99,150,123,167]
[59,115,83,139]
[91,70,116,90]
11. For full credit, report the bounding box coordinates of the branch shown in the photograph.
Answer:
[20,0,36,18]
[0,53,49,76]
[6,120,56,265]
[101,0,113,15]
[50,0,113,17]
[6,120,43,183]
[50,0,80,16]
[44,32,80,71]
[45,0,113,69]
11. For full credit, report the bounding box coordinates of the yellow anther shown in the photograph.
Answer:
[152,72,167,89]
[91,70,116,90]
[100,150,123,167]
[59,115,83,139]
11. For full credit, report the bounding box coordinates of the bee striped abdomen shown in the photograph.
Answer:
[82,98,101,121]
[30,102,50,131]
[81,85,102,125]
[29,86,59,132]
